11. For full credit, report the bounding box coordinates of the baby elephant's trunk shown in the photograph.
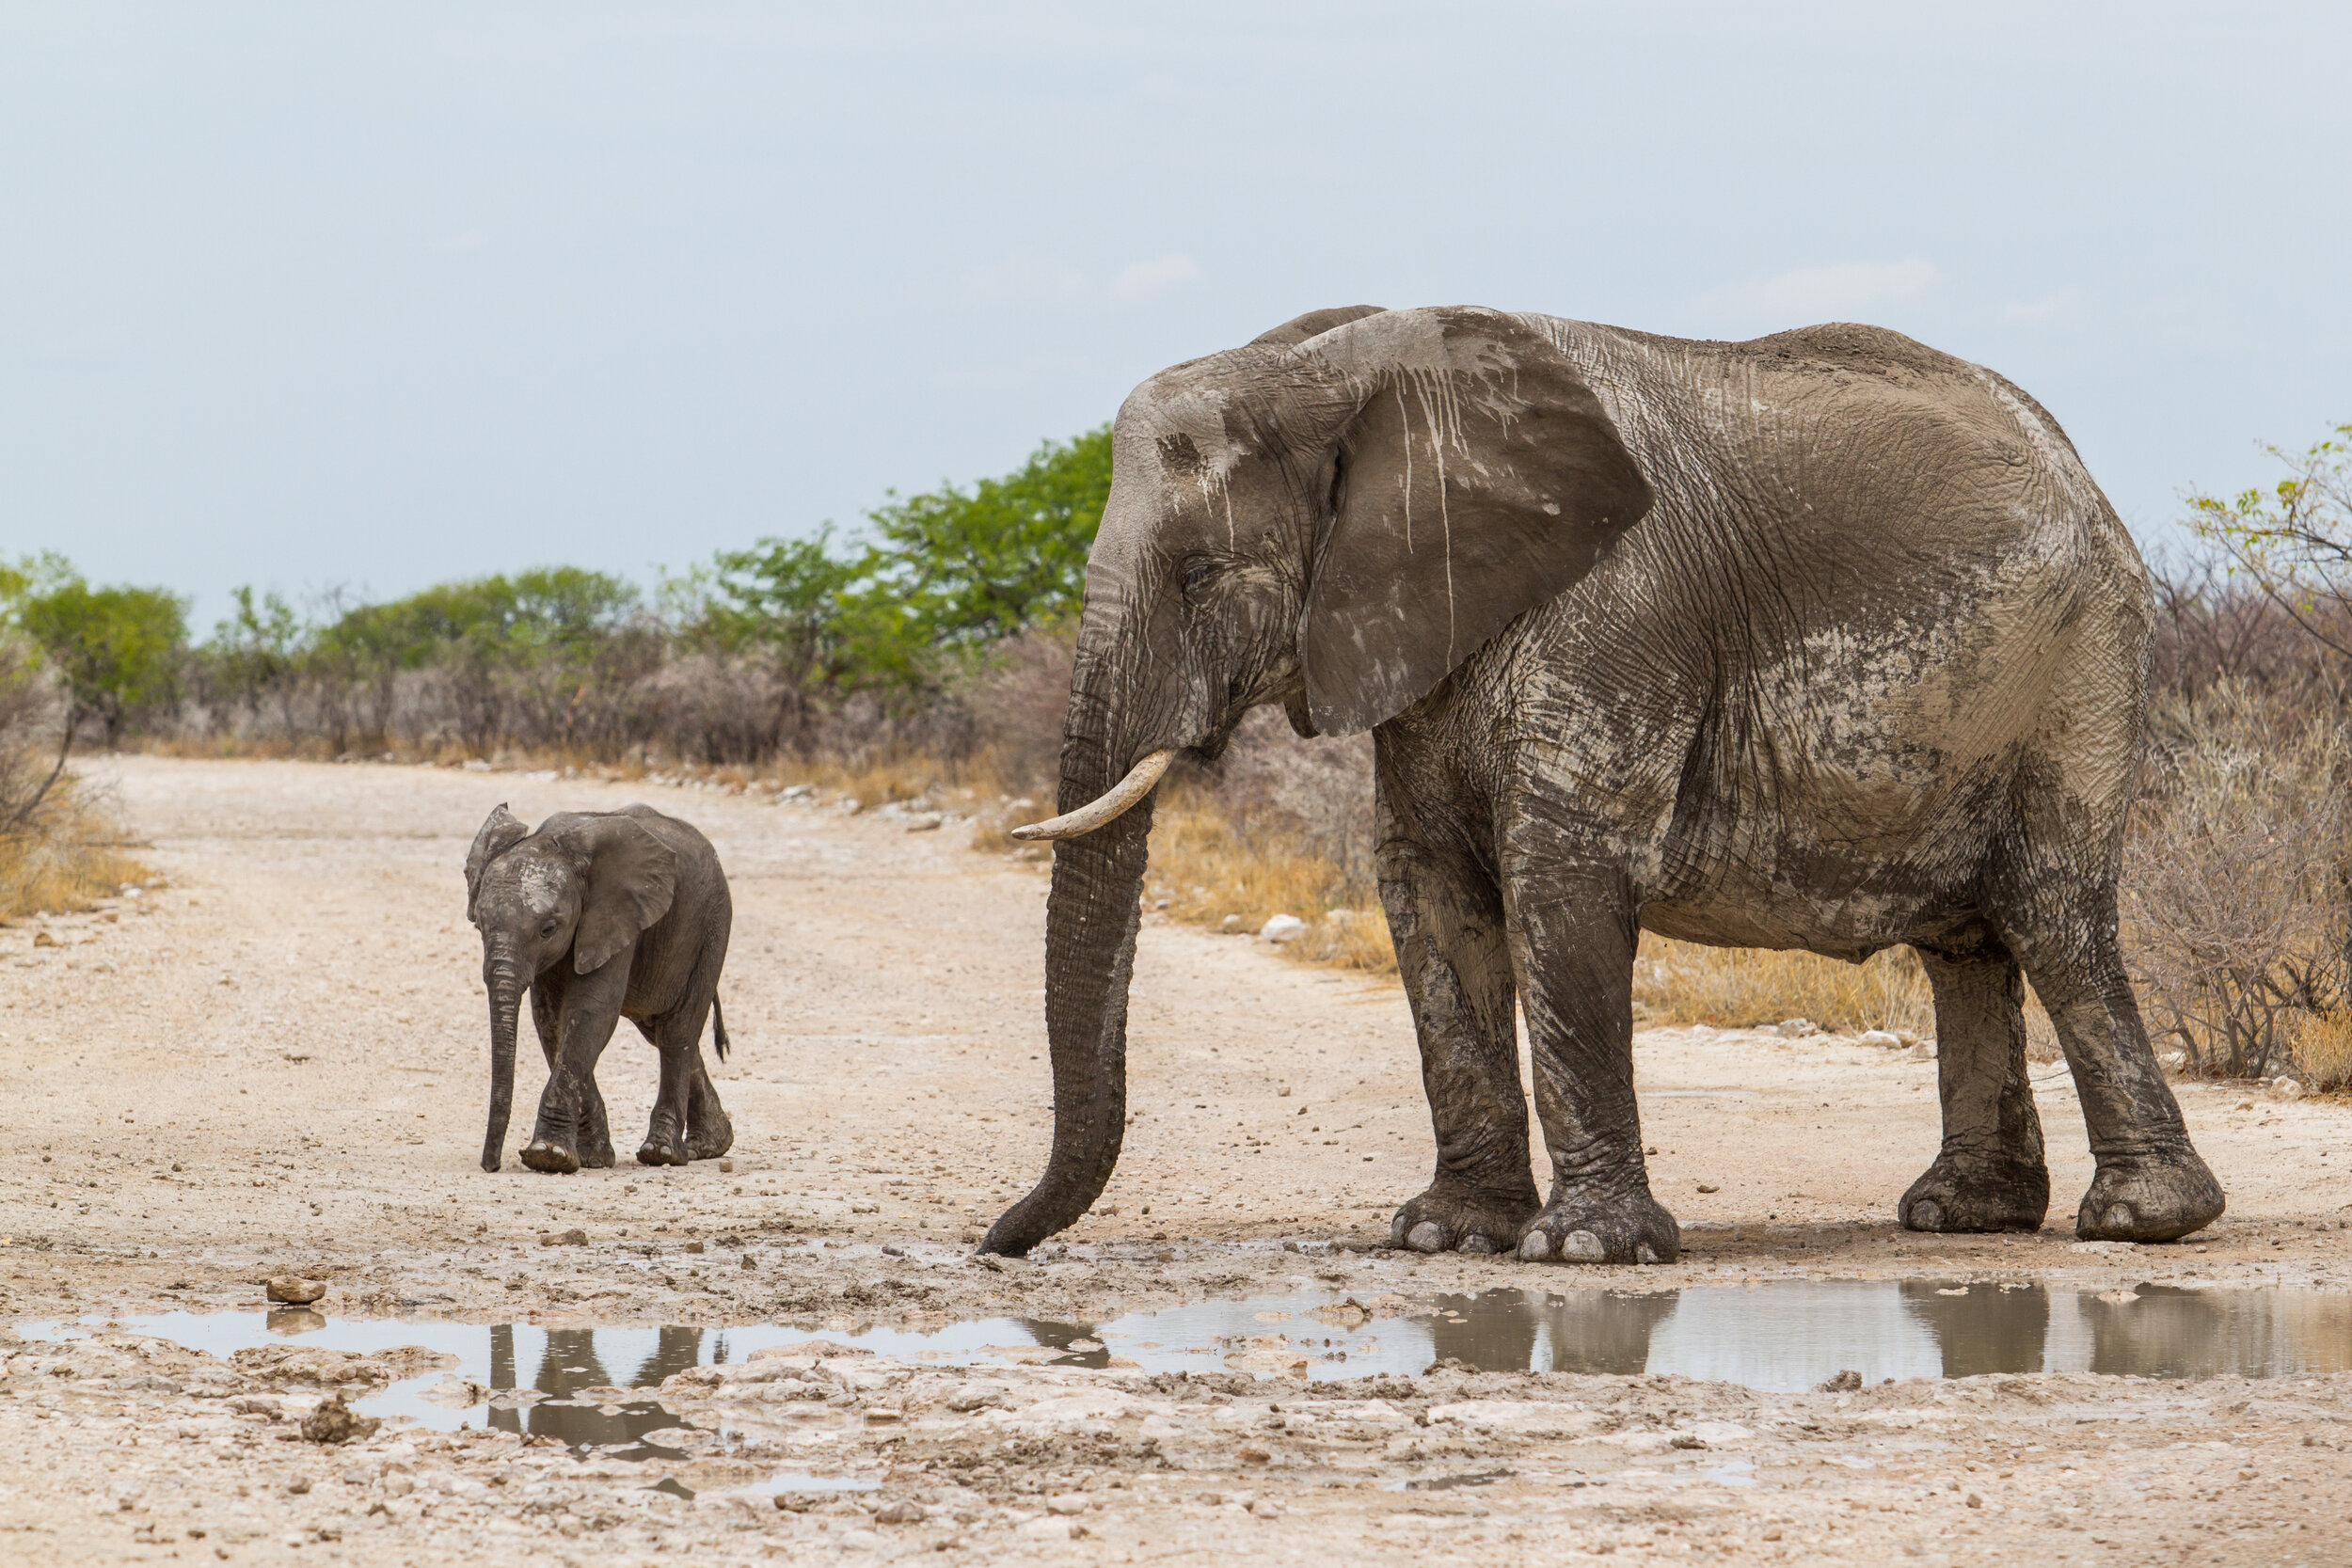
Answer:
[482,948,522,1172]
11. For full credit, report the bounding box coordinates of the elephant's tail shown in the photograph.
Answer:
[711,993,730,1062]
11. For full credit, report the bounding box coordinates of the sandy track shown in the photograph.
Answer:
[2,755,2349,1564]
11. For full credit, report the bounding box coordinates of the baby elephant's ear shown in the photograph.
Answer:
[562,816,678,974]
[464,804,530,921]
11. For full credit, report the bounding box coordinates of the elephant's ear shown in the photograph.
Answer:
[561,814,678,974]
[464,804,530,922]
[1299,309,1653,736]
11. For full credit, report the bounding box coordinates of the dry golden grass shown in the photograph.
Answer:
[0,784,151,922]
[1633,934,1936,1036]
[2296,1007,2352,1093]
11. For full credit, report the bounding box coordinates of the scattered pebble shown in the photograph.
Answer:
[264,1277,326,1305]
[539,1228,588,1247]
[299,1395,380,1445]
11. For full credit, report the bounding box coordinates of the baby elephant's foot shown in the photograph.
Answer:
[1389,1183,1540,1256]
[636,1122,691,1167]
[2076,1147,2225,1242]
[1516,1192,1680,1265]
[1899,1153,2049,1233]
[686,1107,733,1162]
[518,1138,581,1175]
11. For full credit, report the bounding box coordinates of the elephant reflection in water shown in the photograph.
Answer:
[1425,1290,1677,1375]
[486,1324,707,1447]
[2081,1287,2352,1380]
[1016,1319,1112,1369]
[1899,1282,2053,1378]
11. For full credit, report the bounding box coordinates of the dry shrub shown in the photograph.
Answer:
[2122,682,2349,1080]
[0,634,150,919]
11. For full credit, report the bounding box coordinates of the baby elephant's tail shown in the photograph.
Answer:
[711,994,730,1062]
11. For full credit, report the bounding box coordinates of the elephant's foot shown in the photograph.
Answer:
[2075,1147,2225,1242]
[1899,1152,2049,1233]
[518,1137,581,1175]
[686,1105,733,1162]
[1389,1181,1540,1256]
[636,1117,691,1167]
[1516,1191,1680,1265]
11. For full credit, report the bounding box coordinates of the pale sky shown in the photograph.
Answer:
[6,3,2347,628]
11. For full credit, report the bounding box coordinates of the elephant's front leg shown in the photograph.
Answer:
[1378,811,1541,1256]
[521,962,628,1175]
[532,974,613,1169]
[1508,863,1678,1265]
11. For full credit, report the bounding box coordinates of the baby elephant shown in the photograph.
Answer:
[463,802,735,1173]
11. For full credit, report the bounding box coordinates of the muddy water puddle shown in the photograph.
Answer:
[24,1279,2351,1454]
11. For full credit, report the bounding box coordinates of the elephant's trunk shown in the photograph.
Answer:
[482,942,523,1173]
[981,719,1155,1256]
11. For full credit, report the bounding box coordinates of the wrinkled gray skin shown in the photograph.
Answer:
[982,304,2226,1262]
[464,803,734,1174]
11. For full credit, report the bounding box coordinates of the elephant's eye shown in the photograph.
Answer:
[1180,556,1219,601]
[540,919,559,936]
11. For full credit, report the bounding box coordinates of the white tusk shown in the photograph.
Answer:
[1009,750,1177,842]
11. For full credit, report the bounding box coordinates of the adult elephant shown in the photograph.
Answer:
[981,304,2225,1264]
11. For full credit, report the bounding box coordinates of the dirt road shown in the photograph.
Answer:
[3,756,2349,1564]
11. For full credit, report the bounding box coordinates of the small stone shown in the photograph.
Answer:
[1775,1017,1817,1038]
[1670,1434,1706,1449]
[32,932,56,947]
[1696,1183,1720,1194]
[1260,913,1307,943]
[1858,1029,1901,1049]
[1248,1498,1283,1517]
[538,1229,587,1247]
[1965,1493,1982,1509]
[1237,1446,1271,1465]
[873,1499,927,1524]
[683,1240,705,1253]
[903,814,944,832]
[1818,1369,1863,1393]
[1220,914,1245,933]
[2273,1078,2306,1101]
[265,1277,326,1305]
[1044,1494,1088,1515]
[719,1159,735,1173]
[301,1395,381,1445]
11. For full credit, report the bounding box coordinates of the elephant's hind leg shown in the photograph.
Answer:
[1899,939,2049,1233]
[685,1062,733,1162]
[1990,847,2222,1242]
[1376,781,1541,1256]
[639,958,727,1167]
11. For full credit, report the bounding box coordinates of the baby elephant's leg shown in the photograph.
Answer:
[639,995,722,1166]
[686,1060,732,1161]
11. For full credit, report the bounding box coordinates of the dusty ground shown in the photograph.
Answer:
[2,754,2349,1565]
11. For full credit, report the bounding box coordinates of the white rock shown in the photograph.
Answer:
[2273,1077,2306,1101]
[1858,1030,1901,1049]
[1260,914,1307,943]
[1775,1018,1818,1038]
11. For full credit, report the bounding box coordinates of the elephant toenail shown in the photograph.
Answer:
[1456,1234,1497,1255]
[2106,1203,2136,1232]
[1636,1243,1661,1264]
[1911,1201,1943,1231]
[1406,1221,1447,1253]
[1390,1215,1412,1247]
[1518,1231,1553,1262]
[1563,1229,1605,1262]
